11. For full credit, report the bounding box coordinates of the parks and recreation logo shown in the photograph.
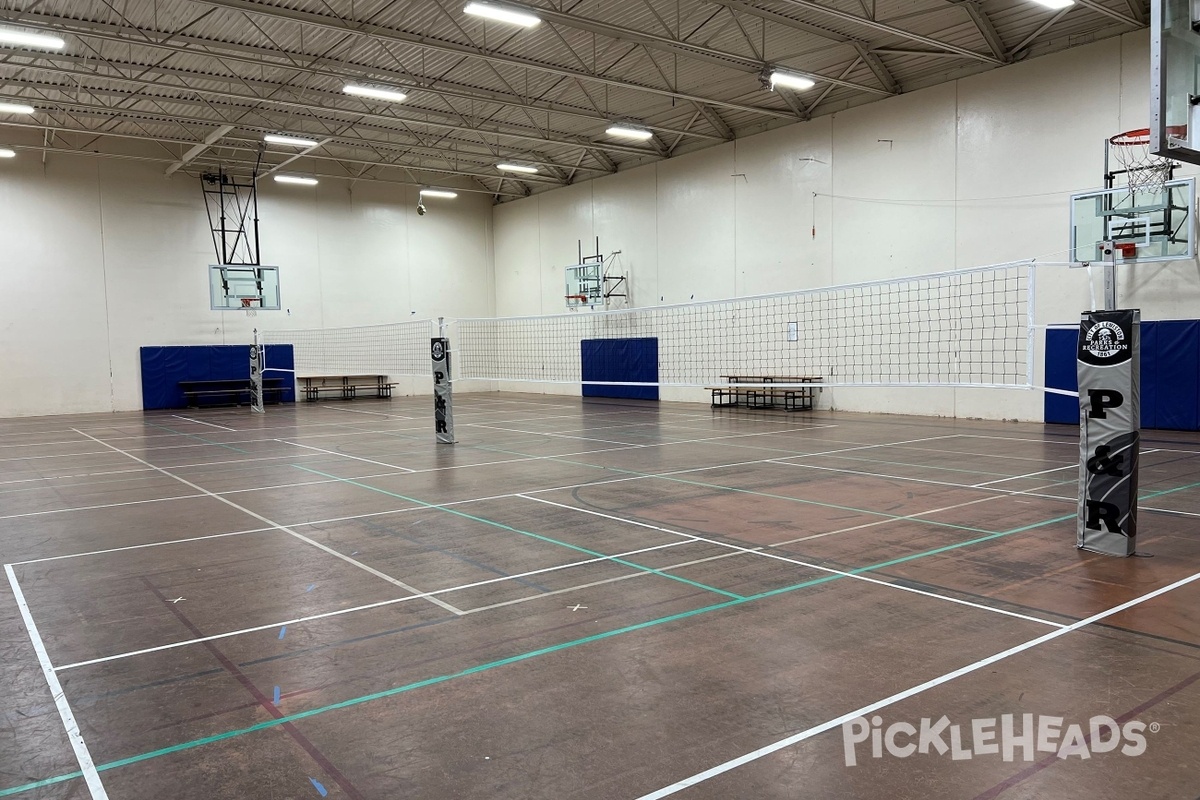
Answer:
[1083,320,1128,359]
[842,714,1154,766]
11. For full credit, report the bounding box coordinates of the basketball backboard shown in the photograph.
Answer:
[1069,177,1196,264]
[210,264,281,310]
[565,262,602,309]
[1151,0,1200,164]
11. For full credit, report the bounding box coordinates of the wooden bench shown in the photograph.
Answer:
[706,375,823,412]
[297,374,397,402]
[180,378,286,408]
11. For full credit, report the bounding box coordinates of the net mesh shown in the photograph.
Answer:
[1109,128,1182,195]
[263,320,434,376]
[453,263,1033,388]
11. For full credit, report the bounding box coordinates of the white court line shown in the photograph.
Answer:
[279,440,417,472]
[321,405,416,419]
[0,493,205,521]
[71,430,464,618]
[170,415,237,432]
[634,568,1200,800]
[14,435,971,566]
[5,565,109,799]
[520,496,1066,629]
[50,539,696,671]
[8,525,278,566]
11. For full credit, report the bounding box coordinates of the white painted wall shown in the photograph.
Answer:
[0,154,493,417]
[489,31,1200,421]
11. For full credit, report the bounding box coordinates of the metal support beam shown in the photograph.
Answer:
[166,124,233,175]
[958,1,1009,61]
[186,0,800,120]
[770,0,1005,64]
[852,42,899,93]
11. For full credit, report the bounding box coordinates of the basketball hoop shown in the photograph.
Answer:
[565,294,588,306]
[1109,126,1185,194]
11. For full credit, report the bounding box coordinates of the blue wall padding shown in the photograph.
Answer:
[1043,321,1200,430]
[1044,328,1079,426]
[1154,321,1199,430]
[581,337,659,400]
[139,344,295,410]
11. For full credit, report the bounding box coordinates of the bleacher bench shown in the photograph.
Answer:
[179,378,286,408]
[706,375,823,412]
[298,374,397,402]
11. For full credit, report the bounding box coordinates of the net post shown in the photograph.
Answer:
[1025,263,1036,387]
[432,316,456,444]
[1101,240,1118,311]
[249,328,265,414]
[1076,309,1140,556]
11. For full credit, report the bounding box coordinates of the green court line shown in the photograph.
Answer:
[4,477,1195,797]
[0,504,1086,798]
[145,422,249,455]
[292,465,744,601]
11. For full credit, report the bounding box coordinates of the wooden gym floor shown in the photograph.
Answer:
[0,393,1197,799]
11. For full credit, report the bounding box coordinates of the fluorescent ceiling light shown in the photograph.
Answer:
[497,163,538,174]
[1030,0,1073,7]
[463,2,541,27]
[605,124,653,141]
[343,84,408,103]
[264,134,319,147]
[0,28,65,50]
[769,70,816,91]
[420,189,458,199]
[274,175,319,185]
[0,102,35,115]
[0,148,15,158]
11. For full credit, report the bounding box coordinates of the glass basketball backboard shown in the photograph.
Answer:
[1151,0,1200,164]
[565,262,602,309]
[1069,177,1196,264]
[209,264,281,310]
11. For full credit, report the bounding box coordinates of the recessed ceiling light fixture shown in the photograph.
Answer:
[497,163,539,174]
[769,70,816,91]
[420,188,459,199]
[463,2,541,27]
[1029,0,1073,7]
[605,124,654,141]
[0,27,65,50]
[264,134,319,147]
[0,102,36,115]
[0,148,15,158]
[343,84,408,103]
[274,175,319,185]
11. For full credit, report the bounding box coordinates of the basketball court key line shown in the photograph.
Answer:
[633,567,1200,799]
[70,430,465,617]
[0,509,1112,798]
[519,495,1068,628]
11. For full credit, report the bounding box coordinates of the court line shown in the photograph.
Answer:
[70,430,464,617]
[7,526,279,566]
[50,539,696,671]
[519,496,1067,629]
[971,463,1079,487]
[0,493,205,520]
[4,565,109,799]
[633,567,1200,799]
[292,465,744,601]
[320,405,416,419]
[170,415,237,432]
[11,436,978,566]
[1,509,1086,796]
[278,440,417,472]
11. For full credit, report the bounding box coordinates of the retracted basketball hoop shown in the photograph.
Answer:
[1109,126,1186,194]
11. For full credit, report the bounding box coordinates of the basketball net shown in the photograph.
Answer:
[1109,127,1183,195]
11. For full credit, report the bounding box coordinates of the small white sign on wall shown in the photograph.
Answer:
[787,321,798,342]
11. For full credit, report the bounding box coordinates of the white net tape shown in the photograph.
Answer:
[263,320,434,377]
[453,263,1034,388]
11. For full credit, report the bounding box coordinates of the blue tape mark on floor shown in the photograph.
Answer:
[308,777,328,797]
[272,686,281,704]
[278,626,287,640]
[305,583,316,592]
